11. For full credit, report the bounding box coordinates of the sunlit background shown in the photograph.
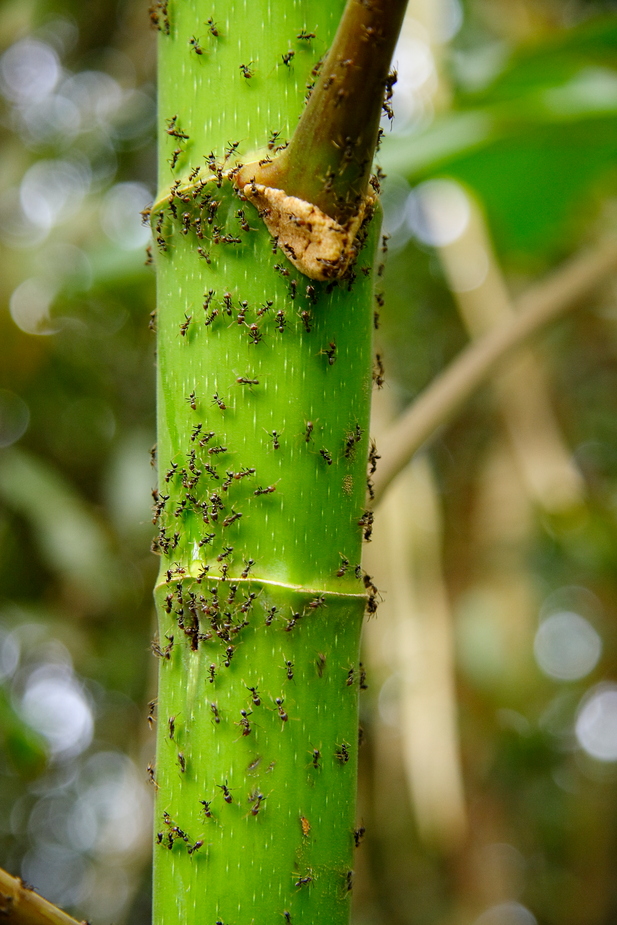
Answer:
[1,0,617,923]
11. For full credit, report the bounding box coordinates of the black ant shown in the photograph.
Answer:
[236,709,252,736]
[281,51,295,67]
[166,115,189,140]
[239,62,254,79]
[218,782,233,803]
[206,17,219,36]
[189,36,204,55]
[246,685,261,706]
[295,871,313,888]
[247,323,262,344]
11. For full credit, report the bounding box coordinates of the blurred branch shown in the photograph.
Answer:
[437,189,584,513]
[372,236,617,505]
[0,868,83,925]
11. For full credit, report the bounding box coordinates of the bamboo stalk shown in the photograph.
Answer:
[150,2,406,921]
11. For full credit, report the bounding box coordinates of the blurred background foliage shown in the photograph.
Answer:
[0,0,617,923]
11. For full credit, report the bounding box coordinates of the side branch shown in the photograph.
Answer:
[372,236,617,505]
[0,867,83,925]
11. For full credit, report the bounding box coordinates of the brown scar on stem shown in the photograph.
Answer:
[240,182,374,281]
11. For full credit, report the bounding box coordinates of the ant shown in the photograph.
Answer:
[324,342,337,365]
[225,140,240,161]
[166,115,189,140]
[236,709,252,736]
[281,51,295,67]
[246,685,261,706]
[247,323,262,344]
[206,17,219,36]
[189,36,204,55]
[257,300,273,317]
[268,430,281,450]
[218,782,234,803]
[237,209,252,232]
[249,790,266,815]
[275,697,288,722]
[241,559,255,578]
[295,871,313,888]
[239,62,254,79]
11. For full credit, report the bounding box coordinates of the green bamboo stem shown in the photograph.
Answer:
[151,1,395,922]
